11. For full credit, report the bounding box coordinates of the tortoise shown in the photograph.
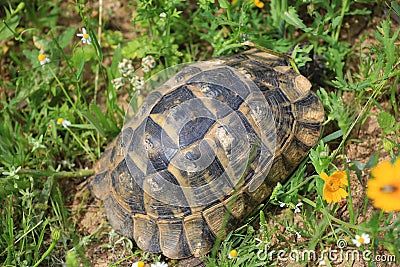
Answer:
[90,49,324,259]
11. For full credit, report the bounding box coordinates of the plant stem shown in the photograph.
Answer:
[20,169,94,179]
[300,196,370,232]
[94,0,103,104]
[47,65,86,124]
[32,231,60,267]
[66,127,97,162]
[334,0,349,41]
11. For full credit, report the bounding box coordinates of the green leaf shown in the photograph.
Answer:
[23,49,39,67]
[282,7,312,32]
[309,140,330,175]
[366,213,380,234]
[269,182,283,201]
[270,0,287,29]
[349,161,365,185]
[365,153,378,169]
[76,53,85,81]
[383,138,396,152]
[0,16,20,40]
[110,45,122,78]
[89,28,103,62]
[81,104,119,137]
[347,8,371,16]
[321,130,343,143]
[122,36,152,59]
[331,16,342,29]
[377,111,395,134]
[65,250,80,267]
[71,46,95,73]
[58,27,77,49]
[81,110,106,137]
[259,210,266,226]
[218,0,230,9]
[171,8,182,18]
[392,1,400,17]
[315,176,324,200]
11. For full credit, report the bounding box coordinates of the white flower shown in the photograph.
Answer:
[142,65,150,73]
[28,135,46,152]
[62,120,71,128]
[151,262,168,267]
[111,77,125,90]
[76,27,91,44]
[142,55,156,72]
[278,201,286,207]
[159,12,167,19]
[132,261,145,267]
[130,74,145,92]
[118,58,135,78]
[38,53,50,67]
[2,166,21,179]
[296,232,302,239]
[57,118,71,128]
[352,233,370,247]
[294,202,303,213]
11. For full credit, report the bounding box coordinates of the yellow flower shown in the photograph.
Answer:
[228,249,238,259]
[253,0,264,8]
[231,0,264,8]
[367,158,400,212]
[132,261,145,267]
[320,171,348,203]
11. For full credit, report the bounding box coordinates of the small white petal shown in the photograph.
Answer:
[62,120,71,128]
[361,233,370,244]
[352,236,362,247]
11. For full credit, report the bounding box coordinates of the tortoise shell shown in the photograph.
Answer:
[90,49,324,259]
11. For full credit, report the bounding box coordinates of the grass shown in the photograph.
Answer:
[0,0,399,266]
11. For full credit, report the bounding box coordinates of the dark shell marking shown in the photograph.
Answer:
[91,49,324,259]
